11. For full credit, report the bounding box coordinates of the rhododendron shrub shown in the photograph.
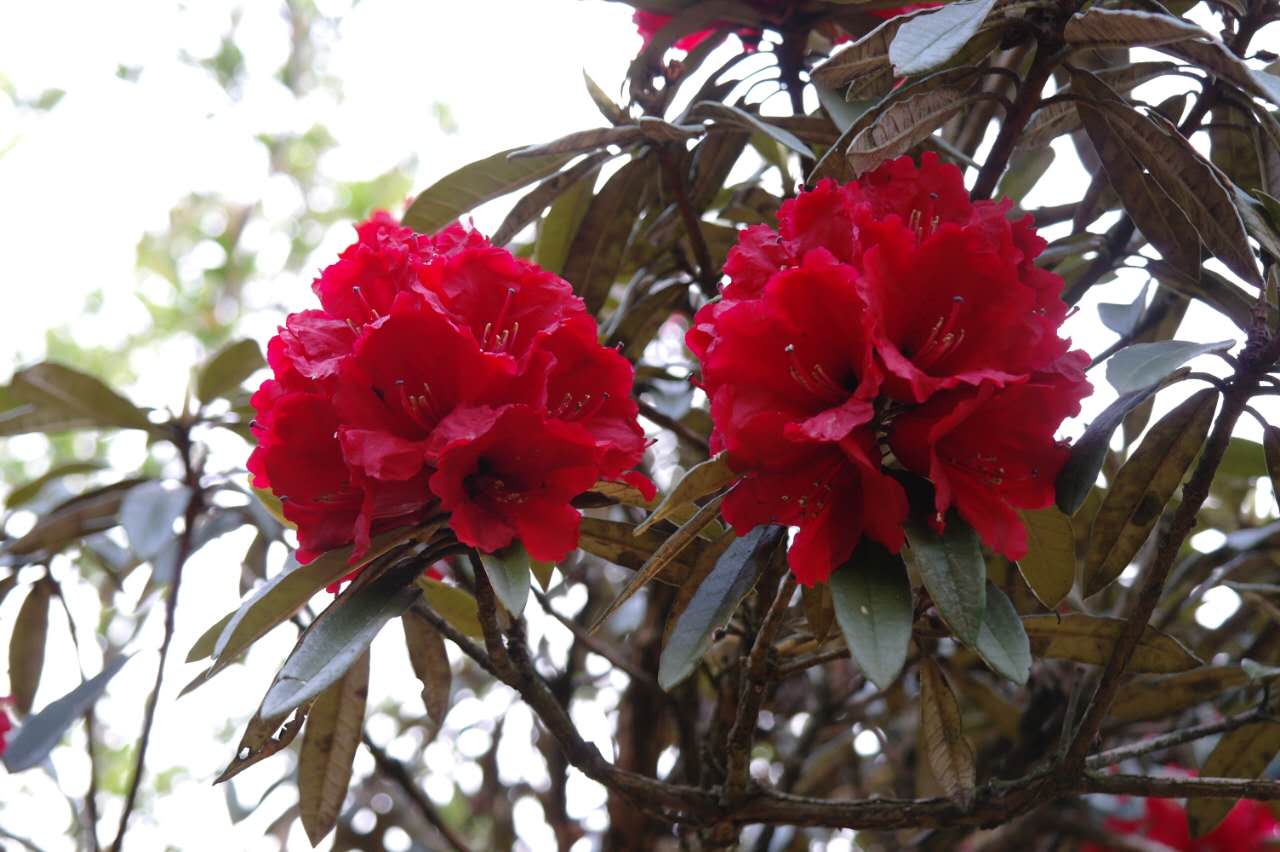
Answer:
[689,153,1090,585]
[248,213,650,565]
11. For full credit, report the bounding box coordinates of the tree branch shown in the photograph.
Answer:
[362,732,473,852]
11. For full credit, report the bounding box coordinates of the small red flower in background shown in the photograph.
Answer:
[250,214,649,567]
[689,153,1090,585]
[0,696,12,759]
[1083,793,1280,851]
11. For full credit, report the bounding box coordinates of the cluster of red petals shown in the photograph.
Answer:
[1084,794,1280,851]
[249,213,651,566]
[0,696,11,758]
[688,154,1090,585]
[632,2,936,53]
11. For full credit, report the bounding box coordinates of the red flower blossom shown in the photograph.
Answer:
[1084,792,1280,851]
[689,154,1089,583]
[0,696,11,759]
[250,214,649,566]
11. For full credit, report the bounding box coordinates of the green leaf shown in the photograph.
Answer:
[5,462,104,510]
[2,480,139,559]
[402,148,575,236]
[996,147,1054,204]
[658,525,783,690]
[1084,389,1217,597]
[1022,613,1201,673]
[829,543,913,690]
[479,543,531,616]
[534,160,598,276]
[906,515,986,646]
[889,0,996,76]
[186,611,235,663]
[10,581,51,714]
[492,153,609,248]
[693,101,812,157]
[298,651,367,846]
[416,578,483,638]
[1104,339,1234,393]
[1,362,152,436]
[1016,508,1074,609]
[3,656,130,772]
[197,339,265,404]
[1056,379,1174,514]
[1188,721,1280,836]
[974,583,1031,685]
[120,481,192,561]
[259,557,423,721]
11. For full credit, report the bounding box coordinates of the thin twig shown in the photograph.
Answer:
[1085,709,1265,769]
[637,399,710,453]
[362,732,473,852]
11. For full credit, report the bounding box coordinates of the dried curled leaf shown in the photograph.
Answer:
[918,658,976,807]
[298,652,368,846]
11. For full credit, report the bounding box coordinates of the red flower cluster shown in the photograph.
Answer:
[633,2,936,53]
[0,696,11,759]
[1084,794,1280,851]
[688,154,1090,585]
[249,213,651,565]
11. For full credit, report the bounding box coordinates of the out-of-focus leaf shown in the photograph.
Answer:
[1188,721,1280,836]
[298,651,368,846]
[1072,69,1262,287]
[1016,508,1074,609]
[830,543,913,690]
[604,279,685,362]
[1098,280,1150,337]
[3,480,142,560]
[636,453,735,535]
[417,578,483,639]
[1084,389,1217,597]
[3,656,129,772]
[197,339,265,404]
[996,147,1054,204]
[801,582,835,643]
[479,543,531,616]
[906,515,986,646]
[1105,339,1234,393]
[889,0,996,75]
[403,612,450,738]
[0,362,153,436]
[5,462,104,510]
[1265,426,1280,502]
[1056,376,1181,514]
[1109,666,1250,722]
[974,583,1031,685]
[10,580,51,714]
[403,148,575,236]
[658,525,782,690]
[918,657,976,807]
[562,156,656,315]
[259,556,424,720]
[583,69,626,125]
[120,481,192,561]
[1022,613,1201,672]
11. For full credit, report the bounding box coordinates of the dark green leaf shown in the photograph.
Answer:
[1,362,152,436]
[974,583,1030,685]
[829,542,913,690]
[561,156,656,314]
[906,514,986,646]
[479,543,531,616]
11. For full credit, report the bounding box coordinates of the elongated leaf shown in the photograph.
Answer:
[694,102,812,157]
[562,156,656,315]
[847,89,977,176]
[1056,378,1176,514]
[197,339,265,404]
[592,492,726,631]
[575,517,704,584]
[996,147,1054,205]
[260,557,423,721]
[492,153,608,248]
[1064,8,1203,47]
[583,69,626,125]
[801,582,836,643]
[658,526,782,690]
[298,651,368,846]
[479,543,531,616]
[213,524,429,668]
[1098,280,1150,337]
[1016,508,1074,609]
[534,165,598,276]
[636,453,735,535]
[1266,426,1280,504]
[1110,666,1250,723]
[215,705,309,784]
[186,611,235,663]
[10,581,51,714]
[3,362,152,435]
[906,515,986,646]
[1188,721,1280,836]
[918,657,976,807]
[830,543,913,690]
[1164,36,1280,107]
[973,583,1031,685]
[5,462,104,510]
[1085,389,1217,597]
[403,612,451,737]
[1018,102,1080,151]
[4,483,135,559]
[2,656,129,772]
[512,126,646,159]
[417,578,483,638]
[1022,613,1201,673]
[403,148,575,236]
[120,481,192,561]
[1105,339,1234,393]
[890,0,996,75]
[1072,69,1262,287]
[812,12,915,94]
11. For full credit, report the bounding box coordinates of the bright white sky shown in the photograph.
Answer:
[0,0,1276,850]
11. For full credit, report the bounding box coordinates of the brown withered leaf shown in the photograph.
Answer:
[1109,666,1250,723]
[402,612,451,739]
[1188,720,1280,836]
[1022,614,1201,673]
[10,580,51,714]
[918,658,976,807]
[1016,508,1074,609]
[847,89,978,176]
[298,652,368,846]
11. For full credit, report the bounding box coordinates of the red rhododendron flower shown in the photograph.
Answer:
[0,696,11,759]
[250,214,649,566]
[689,153,1089,584]
[1083,791,1280,851]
